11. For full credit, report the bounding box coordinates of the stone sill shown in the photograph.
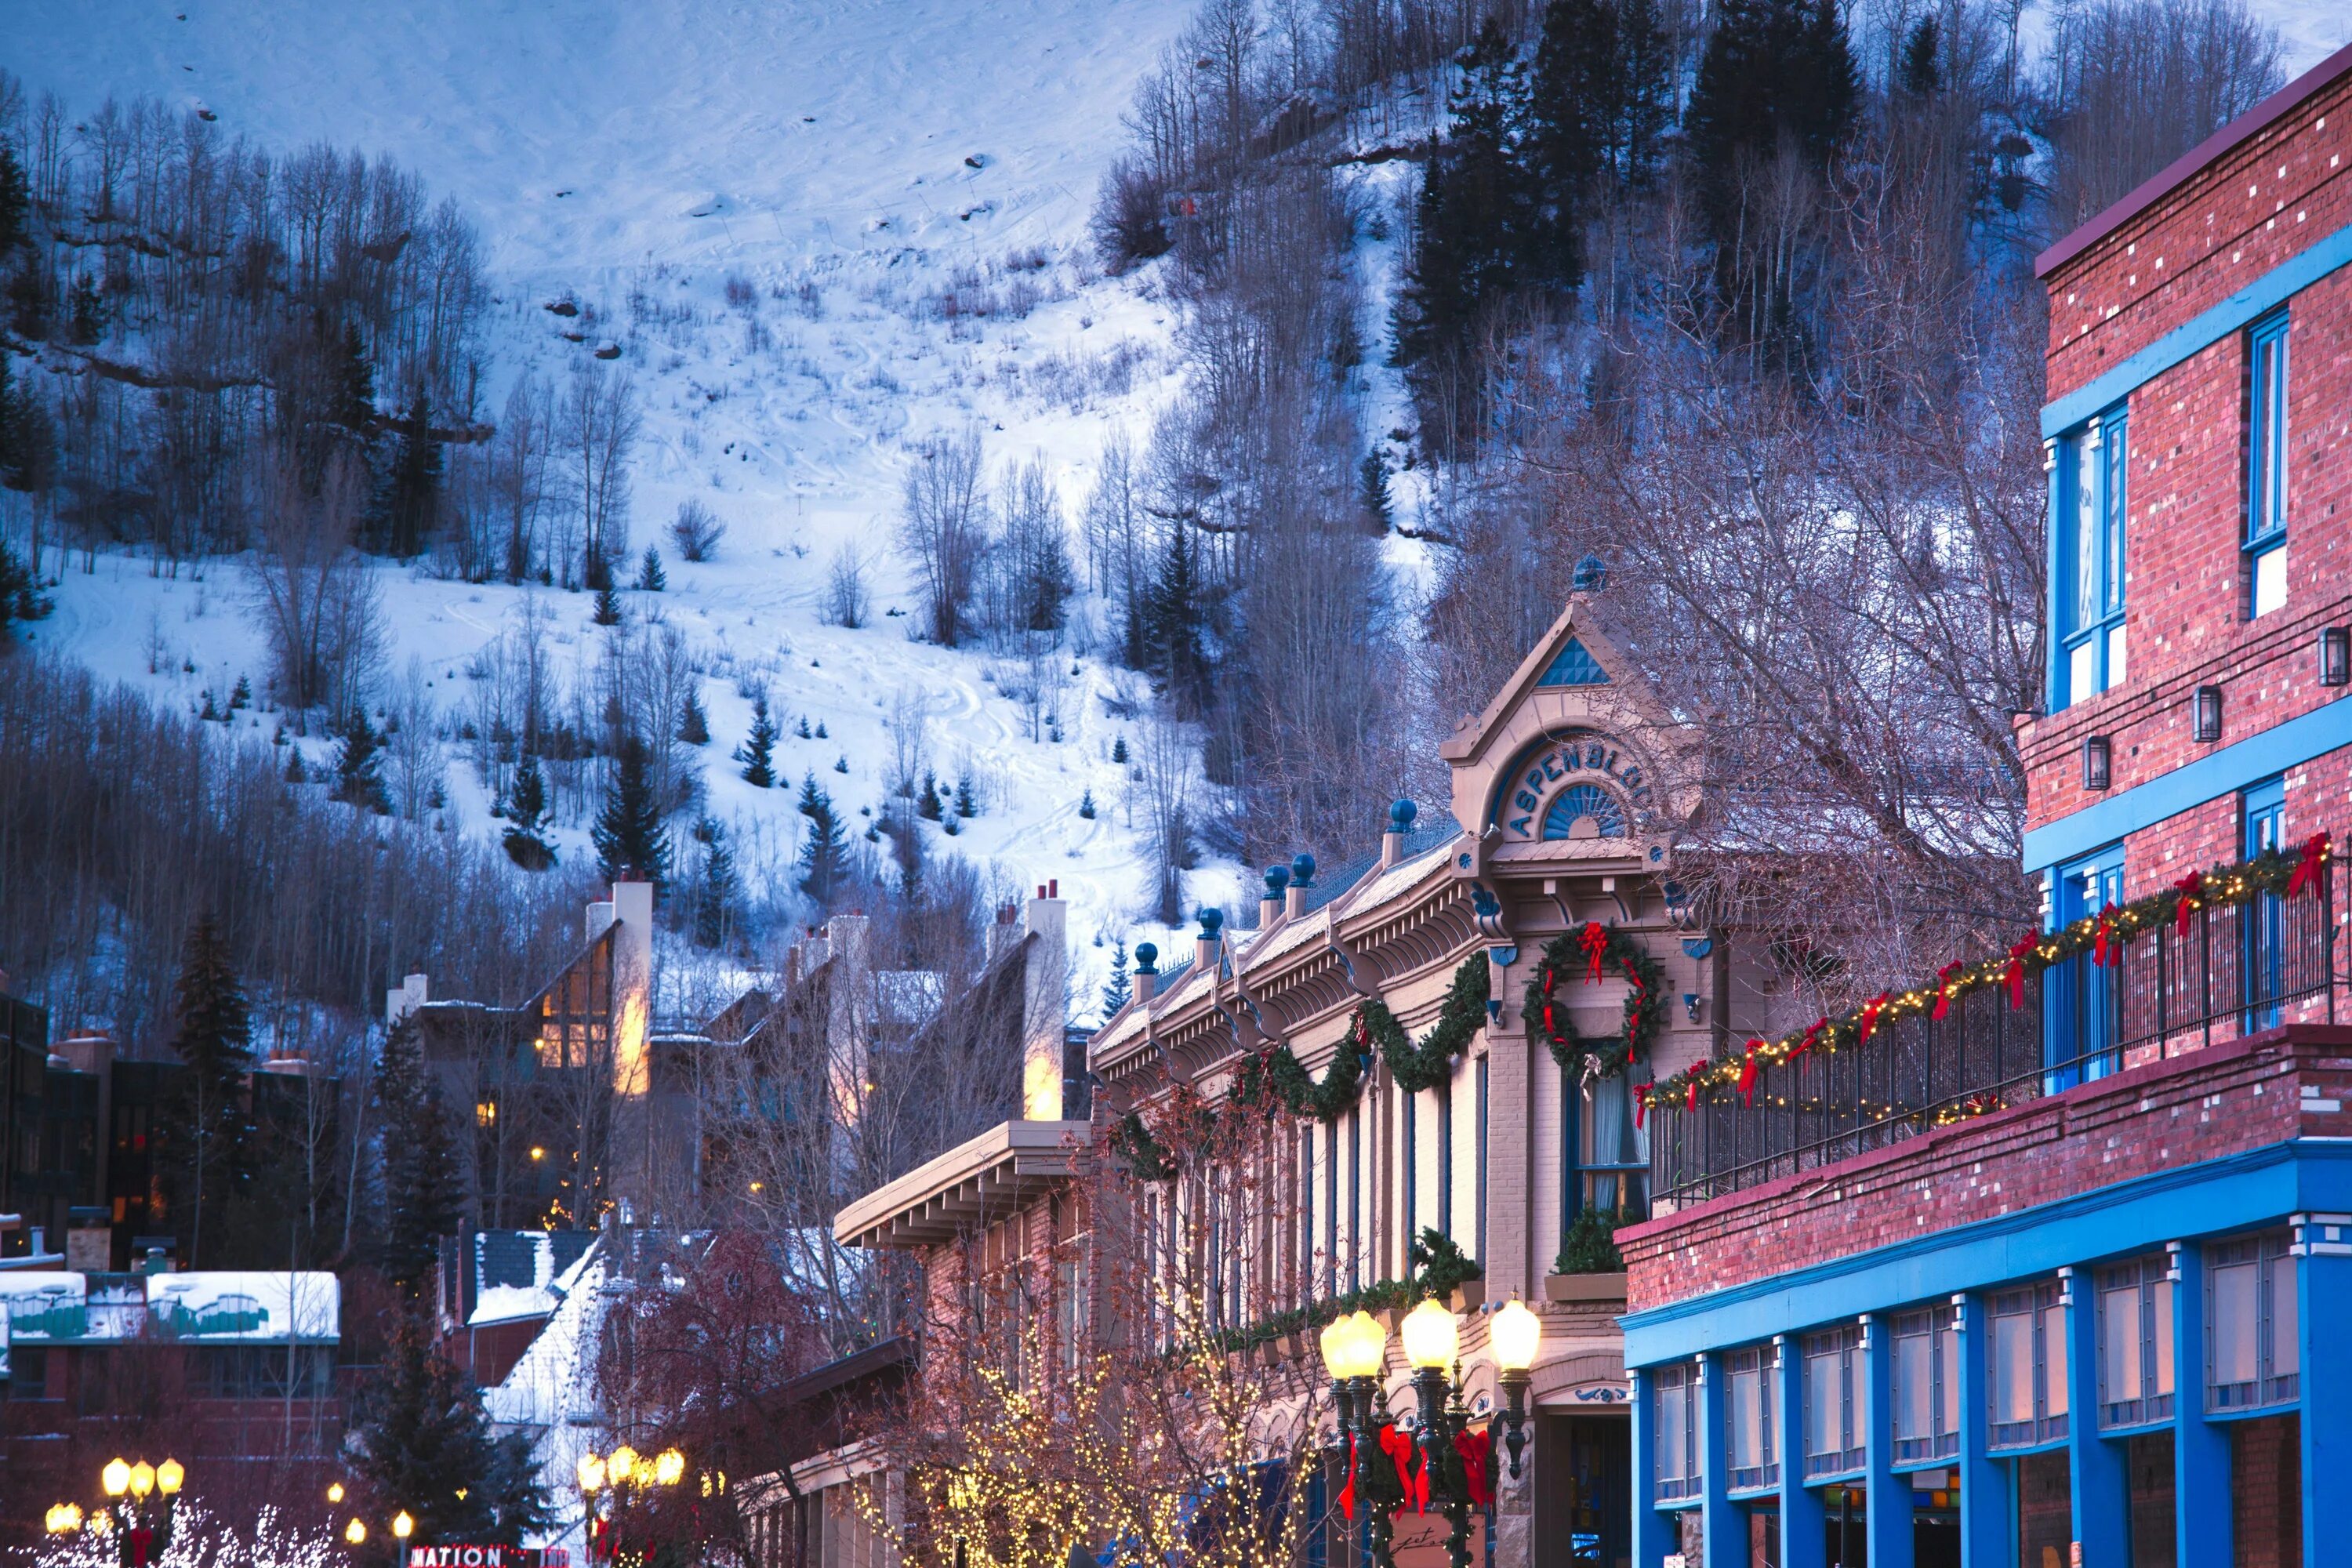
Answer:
[1544,1271,1628,1303]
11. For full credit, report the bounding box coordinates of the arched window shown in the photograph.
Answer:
[1541,782,1628,840]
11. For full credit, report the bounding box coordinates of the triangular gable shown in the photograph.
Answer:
[1535,637,1610,688]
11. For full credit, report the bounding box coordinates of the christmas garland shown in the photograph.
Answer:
[1520,922,1670,1080]
[1116,956,1492,1180]
[1642,833,2334,1116]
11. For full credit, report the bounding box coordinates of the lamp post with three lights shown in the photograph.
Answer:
[1320,1298,1543,1568]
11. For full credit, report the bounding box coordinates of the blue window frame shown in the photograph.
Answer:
[2053,408,2129,707]
[2048,844,2123,1087]
[2243,776,2285,1029]
[2246,313,2289,616]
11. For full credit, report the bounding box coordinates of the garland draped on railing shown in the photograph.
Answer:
[1520,921,1669,1080]
[1113,956,1492,1180]
[1642,833,2335,1115]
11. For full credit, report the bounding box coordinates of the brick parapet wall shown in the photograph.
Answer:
[1621,1025,2352,1313]
[2043,75,2352,398]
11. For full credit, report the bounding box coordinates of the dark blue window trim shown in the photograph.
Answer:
[2051,407,2129,709]
[2247,313,2289,551]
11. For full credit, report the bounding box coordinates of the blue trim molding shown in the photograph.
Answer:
[2041,220,2352,438]
[2020,697,2352,871]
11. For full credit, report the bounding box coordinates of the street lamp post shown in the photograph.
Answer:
[1402,1299,1473,1568]
[578,1443,686,1563]
[97,1456,183,1568]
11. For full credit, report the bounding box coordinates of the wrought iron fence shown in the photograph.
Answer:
[1652,864,2337,1207]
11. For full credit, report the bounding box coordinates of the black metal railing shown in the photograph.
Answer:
[1653,863,2337,1206]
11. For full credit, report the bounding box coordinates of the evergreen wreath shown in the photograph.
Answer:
[1116,955,1492,1180]
[1521,921,1668,1080]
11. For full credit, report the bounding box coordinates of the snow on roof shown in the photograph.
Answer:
[147,1272,340,1341]
[469,1231,596,1327]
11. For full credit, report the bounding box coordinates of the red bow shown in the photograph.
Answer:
[2093,907,2114,967]
[1686,1078,1698,1112]
[2288,833,2332,899]
[1858,993,1890,1046]
[2004,932,2038,1009]
[1454,1428,1494,1508]
[1791,1018,1826,1061]
[2173,872,2203,937]
[1581,921,1609,982]
[1737,1039,1762,1108]
[1634,1083,1651,1130]
[1541,967,1557,1040]
[1931,962,1965,1020]
[1377,1422,1425,1512]
[1338,1432,1357,1519]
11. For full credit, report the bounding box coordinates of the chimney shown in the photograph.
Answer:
[1284,853,1316,918]
[385,972,429,1026]
[1381,799,1418,868]
[1132,943,1160,1003]
[1194,906,1224,971]
[1259,864,1290,927]
[1020,888,1069,1120]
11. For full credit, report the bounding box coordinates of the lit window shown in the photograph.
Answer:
[1987,1283,2070,1448]
[2209,1232,2299,1410]
[476,1100,496,1127]
[1654,1363,1700,1502]
[1893,1306,1960,1461]
[2097,1256,2176,1428]
[1803,1325,1864,1477]
[1727,1345,1778,1492]
[2246,313,2288,616]
[2054,408,2129,707]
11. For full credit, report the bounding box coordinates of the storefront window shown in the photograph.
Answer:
[1893,1305,1959,1461]
[1802,1326,1863,1477]
[1655,1363,1700,1503]
[1727,1345,1777,1491]
[1988,1283,2068,1448]
[2099,1256,2176,1427]
[2209,1232,2298,1409]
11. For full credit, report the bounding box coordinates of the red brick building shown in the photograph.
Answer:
[1620,41,2352,1568]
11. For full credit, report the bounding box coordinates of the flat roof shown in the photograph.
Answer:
[833,1119,1089,1250]
[2037,38,2352,280]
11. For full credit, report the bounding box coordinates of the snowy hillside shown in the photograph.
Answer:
[5,0,1244,1011]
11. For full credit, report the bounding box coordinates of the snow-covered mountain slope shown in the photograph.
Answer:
[7,0,1240,1013]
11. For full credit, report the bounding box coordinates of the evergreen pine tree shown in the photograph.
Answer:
[736,695,779,787]
[953,775,978,818]
[376,1017,463,1291]
[592,579,623,626]
[1102,939,1131,1015]
[678,688,711,744]
[0,144,29,255]
[383,389,442,557]
[333,711,392,814]
[503,753,556,870]
[636,546,666,591]
[593,737,671,885]
[796,774,851,904]
[166,916,253,1269]
[229,674,252,710]
[329,318,376,430]
[351,1312,548,1544]
[834,754,849,775]
[67,274,104,345]
[693,821,739,949]
[815,720,828,739]
[1686,0,1859,240]
[284,746,306,783]
[796,714,814,739]
[1899,14,1942,96]
[1359,452,1392,530]
[1528,0,1673,200]
[1142,524,1212,717]
[1111,735,1129,765]
[916,771,945,821]
[1079,788,1097,820]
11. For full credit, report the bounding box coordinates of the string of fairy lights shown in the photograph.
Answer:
[1640,833,2332,1116]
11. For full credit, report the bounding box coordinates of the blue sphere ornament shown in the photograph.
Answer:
[1197,906,1224,935]
[1134,942,1159,972]
[1388,798,1417,831]
[1290,851,1317,887]
[1265,864,1291,892]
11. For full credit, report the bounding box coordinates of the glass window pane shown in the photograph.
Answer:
[1896,1330,1933,1441]
[2270,1254,2298,1381]
[1730,1364,1760,1470]
[2044,1298,2070,1417]
[1657,1374,1688,1485]
[2103,1284,2142,1403]
[2074,434,2100,628]
[2104,421,2129,615]
[2213,1262,2259,1388]
[1994,1311,2035,1425]
[1808,1348,1840,1457]
[2152,1277,2176,1398]
[2252,543,2287,617]
[2070,641,2096,702]
[2107,624,2127,686]
[1936,1322,1958,1437]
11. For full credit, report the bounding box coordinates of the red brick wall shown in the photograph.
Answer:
[1620,1025,2352,1312]
[2023,67,2352,851]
